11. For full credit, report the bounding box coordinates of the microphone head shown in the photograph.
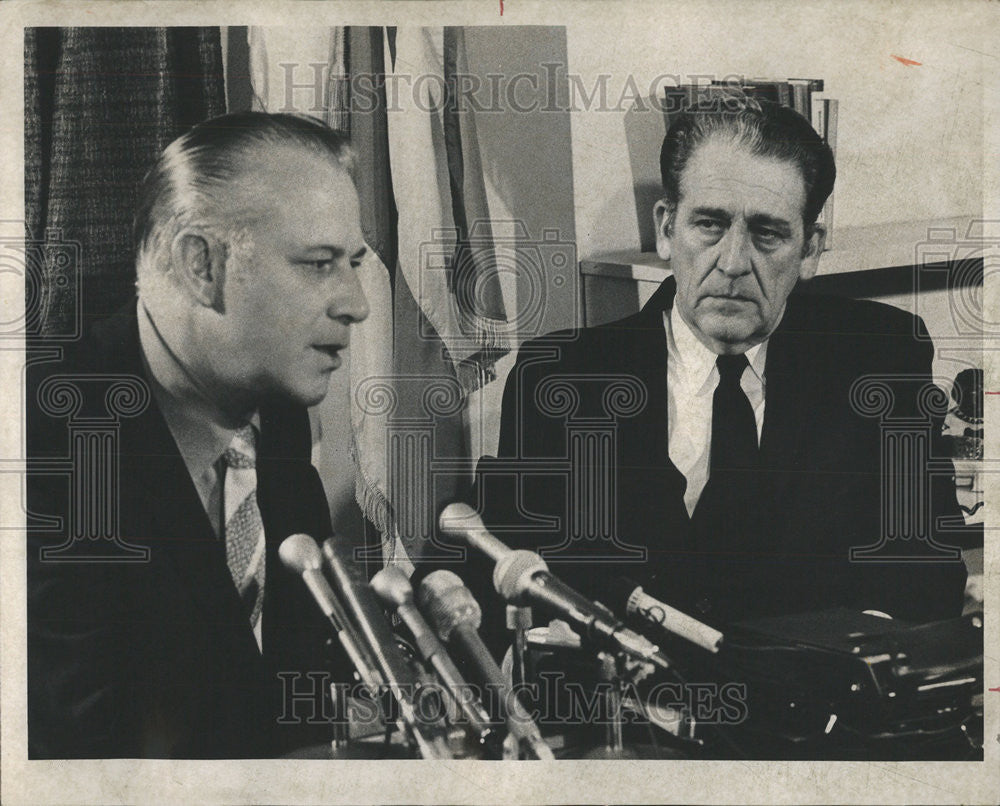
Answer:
[370,565,414,608]
[418,570,482,640]
[279,533,323,574]
[493,550,548,604]
[438,501,480,534]
[609,576,643,615]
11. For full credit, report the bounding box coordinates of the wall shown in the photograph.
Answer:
[565,3,985,261]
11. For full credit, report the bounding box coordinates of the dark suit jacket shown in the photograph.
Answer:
[27,302,339,758]
[469,279,967,650]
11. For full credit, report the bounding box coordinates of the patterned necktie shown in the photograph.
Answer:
[223,424,266,643]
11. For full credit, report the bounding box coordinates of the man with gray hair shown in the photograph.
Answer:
[28,112,369,758]
[475,94,966,655]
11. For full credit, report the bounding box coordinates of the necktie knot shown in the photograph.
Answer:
[223,424,257,470]
[716,353,749,386]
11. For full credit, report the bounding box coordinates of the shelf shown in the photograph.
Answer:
[580,216,979,283]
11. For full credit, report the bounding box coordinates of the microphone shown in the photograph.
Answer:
[438,503,669,670]
[611,577,724,653]
[419,570,554,760]
[371,565,495,747]
[321,533,453,759]
[437,500,511,562]
[278,534,383,690]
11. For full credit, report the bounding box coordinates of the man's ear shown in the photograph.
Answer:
[653,199,673,261]
[169,229,226,309]
[798,223,826,281]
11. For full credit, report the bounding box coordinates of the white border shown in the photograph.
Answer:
[1,2,996,803]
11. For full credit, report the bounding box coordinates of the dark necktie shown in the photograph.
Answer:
[685,354,763,619]
[693,353,759,530]
[710,354,758,479]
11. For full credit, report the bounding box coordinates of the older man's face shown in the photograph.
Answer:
[655,136,824,354]
[208,147,370,410]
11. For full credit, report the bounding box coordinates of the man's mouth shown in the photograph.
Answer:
[313,344,345,361]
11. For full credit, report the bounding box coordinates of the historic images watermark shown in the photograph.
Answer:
[912,219,998,343]
[276,669,749,730]
[10,221,152,562]
[275,64,757,117]
[846,220,995,561]
[355,219,588,564]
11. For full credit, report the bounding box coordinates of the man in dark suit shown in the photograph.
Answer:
[27,112,370,758]
[473,94,966,652]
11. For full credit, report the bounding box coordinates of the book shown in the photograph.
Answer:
[746,78,791,108]
[788,77,824,119]
[823,98,839,248]
[811,93,826,140]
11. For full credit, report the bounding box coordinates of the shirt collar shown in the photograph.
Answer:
[137,301,260,477]
[667,305,768,393]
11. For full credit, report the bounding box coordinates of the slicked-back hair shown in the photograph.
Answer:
[134,111,354,275]
[659,90,835,229]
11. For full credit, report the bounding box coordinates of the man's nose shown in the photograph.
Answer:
[716,226,753,278]
[329,266,370,324]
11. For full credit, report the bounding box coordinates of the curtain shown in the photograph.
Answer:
[247,26,512,570]
[379,27,510,567]
[25,27,225,339]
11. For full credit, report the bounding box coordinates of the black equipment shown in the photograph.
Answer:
[713,608,984,756]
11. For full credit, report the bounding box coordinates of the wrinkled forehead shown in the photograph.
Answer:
[678,135,808,220]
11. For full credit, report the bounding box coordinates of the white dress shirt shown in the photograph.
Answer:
[664,306,768,517]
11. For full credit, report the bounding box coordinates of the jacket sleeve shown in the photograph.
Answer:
[28,547,142,757]
[26,375,141,758]
[844,313,968,622]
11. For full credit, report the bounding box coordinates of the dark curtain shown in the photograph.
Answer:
[25,27,225,339]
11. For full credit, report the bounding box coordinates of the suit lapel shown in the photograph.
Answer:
[104,304,265,664]
[133,415,261,654]
[621,293,676,472]
[759,298,811,508]
[616,279,691,534]
[637,277,687,480]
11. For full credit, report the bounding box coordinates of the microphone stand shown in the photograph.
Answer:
[504,605,533,758]
[602,653,625,757]
[583,651,657,760]
[506,605,533,690]
[326,639,351,753]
